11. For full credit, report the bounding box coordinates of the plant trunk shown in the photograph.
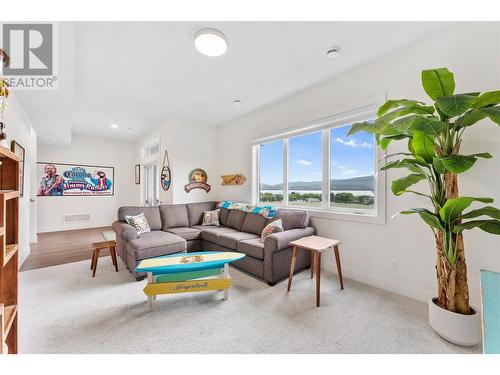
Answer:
[436,171,470,314]
[435,231,456,311]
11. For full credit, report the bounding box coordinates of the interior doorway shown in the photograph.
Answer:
[144,163,160,206]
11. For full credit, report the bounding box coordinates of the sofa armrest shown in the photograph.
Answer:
[112,221,138,241]
[264,227,315,253]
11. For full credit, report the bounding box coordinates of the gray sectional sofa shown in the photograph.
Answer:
[111,201,315,285]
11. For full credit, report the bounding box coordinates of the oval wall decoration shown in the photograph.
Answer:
[161,150,171,191]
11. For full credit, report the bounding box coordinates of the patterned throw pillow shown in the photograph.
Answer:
[125,213,151,235]
[202,209,220,226]
[218,200,277,219]
[260,219,284,242]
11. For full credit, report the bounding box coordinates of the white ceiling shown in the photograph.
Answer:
[15,22,458,144]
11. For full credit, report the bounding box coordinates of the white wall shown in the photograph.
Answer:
[3,95,37,265]
[216,22,500,307]
[137,118,219,205]
[37,134,139,232]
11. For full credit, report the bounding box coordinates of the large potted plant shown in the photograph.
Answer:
[349,68,500,346]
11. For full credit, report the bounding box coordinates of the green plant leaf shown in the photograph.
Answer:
[390,115,444,137]
[458,109,488,128]
[438,155,477,174]
[347,121,377,136]
[384,152,413,159]
[480,106,500,125]
[376,105,435,130]
[472,90,500,108]
[453,220,500,235]
[391,174,426,196]
[412,130,435,163]
[378,99,426,116]
[459,206,500,220]
[379,134,408,150]
[407,116,446,136]
[432,157,446,174]
[435,94,476,117]
[439,197,494,223]
[472,152,493,159]
[421,68,455,100]
[437,152,492,174]
[381,158,428,174]
[400,208,444,230]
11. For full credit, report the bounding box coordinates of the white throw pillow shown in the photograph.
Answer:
[202,209,220,226]
[125,212,151,235]
[261,219,284,242]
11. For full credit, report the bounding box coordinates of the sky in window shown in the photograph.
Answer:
[289,132,322,183]
[260,140,283,185]
[260,125,375,185]
[330,125,375,180]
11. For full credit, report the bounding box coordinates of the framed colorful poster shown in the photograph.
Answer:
[11,141,25,198]
[37,163,114,196]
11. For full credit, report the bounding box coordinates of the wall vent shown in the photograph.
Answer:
[63,213,91,223]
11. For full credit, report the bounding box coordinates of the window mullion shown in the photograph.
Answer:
[254,145,260,205]
[283,138,289,206]
[321,129,330,209]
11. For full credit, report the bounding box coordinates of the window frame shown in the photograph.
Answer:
[253,103,386,224]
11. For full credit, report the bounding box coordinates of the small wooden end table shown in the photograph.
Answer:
[287,235,344,307]
[91,230,118,277]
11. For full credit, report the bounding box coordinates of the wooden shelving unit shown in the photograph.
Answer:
[0,144,20,354]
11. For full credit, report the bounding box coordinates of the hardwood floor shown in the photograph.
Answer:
[20,227,113,272]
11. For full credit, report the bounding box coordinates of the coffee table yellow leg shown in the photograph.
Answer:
[223,263,229,300]
[147,272,154,312]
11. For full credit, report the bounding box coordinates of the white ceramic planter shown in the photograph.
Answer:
[429,297,482,346]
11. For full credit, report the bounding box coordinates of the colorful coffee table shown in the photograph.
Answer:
[135,251,245,311]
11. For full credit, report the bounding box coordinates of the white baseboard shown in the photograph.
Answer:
[322,260,434,304]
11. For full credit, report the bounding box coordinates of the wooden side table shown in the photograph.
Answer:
[287,235,344,307]
[91,230,119,277]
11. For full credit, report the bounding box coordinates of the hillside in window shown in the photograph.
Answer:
[260,175,375,191]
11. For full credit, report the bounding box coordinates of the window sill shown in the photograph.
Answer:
[269,204,386,225]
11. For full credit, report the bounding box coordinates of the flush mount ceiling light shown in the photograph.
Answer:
[110,124,119,129]
[194,29,228,57]
[233,99,242,106]
[326,47,341,59]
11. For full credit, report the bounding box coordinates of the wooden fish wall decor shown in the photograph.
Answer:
[221,174,247,186]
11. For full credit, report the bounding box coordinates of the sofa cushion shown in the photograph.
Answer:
[241,212,268,235]
[225,209,246,230]
[127,231,186,260]
[237,238,265,260]
[275,209,310,231]
[160,204,189,229]
[186,201,217,226]
[192,225,239,243]
[165,227,201,241]
[219,207,231,226]
[217,232,259,250]
[118,206,162,231]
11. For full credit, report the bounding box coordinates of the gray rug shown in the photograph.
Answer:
[19,257,480,354]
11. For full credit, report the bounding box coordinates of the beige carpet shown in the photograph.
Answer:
[19,257,480,354]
